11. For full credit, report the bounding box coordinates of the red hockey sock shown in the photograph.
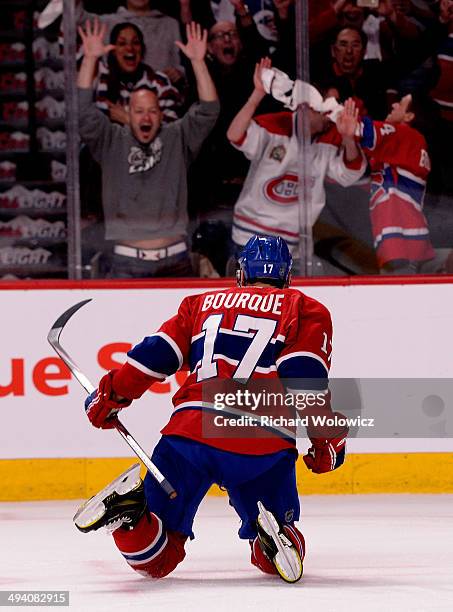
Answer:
[284,524,305,561]
[250,536,277,575]
[250,524,305,576]
[113,512,187,579]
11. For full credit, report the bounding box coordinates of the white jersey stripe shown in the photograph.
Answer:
[396,167,427,186]
[219,327,256,339]
[118,515,163,557]
[191,353,278,375]
[127,356,167,380]
[127,535,168,566]
[374,226,429,246]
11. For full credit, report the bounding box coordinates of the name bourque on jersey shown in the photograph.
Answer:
[113,286,333,455]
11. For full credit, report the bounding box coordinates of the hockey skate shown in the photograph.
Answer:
[256,501,303,583]
[73,464,146,533]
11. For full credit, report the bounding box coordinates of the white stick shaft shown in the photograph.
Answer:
[47,300,177,498]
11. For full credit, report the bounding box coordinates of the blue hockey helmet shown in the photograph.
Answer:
[238,235,292,287]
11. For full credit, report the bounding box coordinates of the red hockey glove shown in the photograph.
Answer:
[303,412,349,474]
[84,370,132,429]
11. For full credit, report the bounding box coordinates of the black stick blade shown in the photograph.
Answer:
[48,299,92,342]
[47,299,95,394]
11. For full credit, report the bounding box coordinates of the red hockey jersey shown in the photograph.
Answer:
[112,286,332,455]
[360,116,434,265]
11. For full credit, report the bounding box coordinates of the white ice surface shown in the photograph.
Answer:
[1,495,452,612]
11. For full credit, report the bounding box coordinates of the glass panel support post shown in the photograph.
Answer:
[63,0,82,279]
[295,0,314,277]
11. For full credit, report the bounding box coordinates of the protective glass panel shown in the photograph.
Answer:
[2,0,451,280]
[0,1,68,279]
[304,0,452,276]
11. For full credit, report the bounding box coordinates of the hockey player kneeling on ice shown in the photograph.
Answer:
[75,235,349,583]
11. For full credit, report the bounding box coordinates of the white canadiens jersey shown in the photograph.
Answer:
[231,112,366,251]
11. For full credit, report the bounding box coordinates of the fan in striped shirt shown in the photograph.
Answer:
[95,22,182,125]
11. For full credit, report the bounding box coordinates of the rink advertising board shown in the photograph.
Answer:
[1,277,453,499]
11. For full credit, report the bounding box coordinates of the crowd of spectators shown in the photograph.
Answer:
[65,0,453,277]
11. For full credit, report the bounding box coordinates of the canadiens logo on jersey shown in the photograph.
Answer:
[264,173,298,205]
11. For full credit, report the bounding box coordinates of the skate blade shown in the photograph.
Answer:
[257,501,303,584]
[73,464,141,531]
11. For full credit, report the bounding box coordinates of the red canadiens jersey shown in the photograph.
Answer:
[360,117,434,265]
[112,286,333,455]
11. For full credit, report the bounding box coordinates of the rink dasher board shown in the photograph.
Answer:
[0,280,452,499]
[1,280,452,458]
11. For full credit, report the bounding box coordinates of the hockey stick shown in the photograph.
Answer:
[47,299,177,499]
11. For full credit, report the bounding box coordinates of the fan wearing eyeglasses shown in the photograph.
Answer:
[208,21,243,65]
[186,7,272,225]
